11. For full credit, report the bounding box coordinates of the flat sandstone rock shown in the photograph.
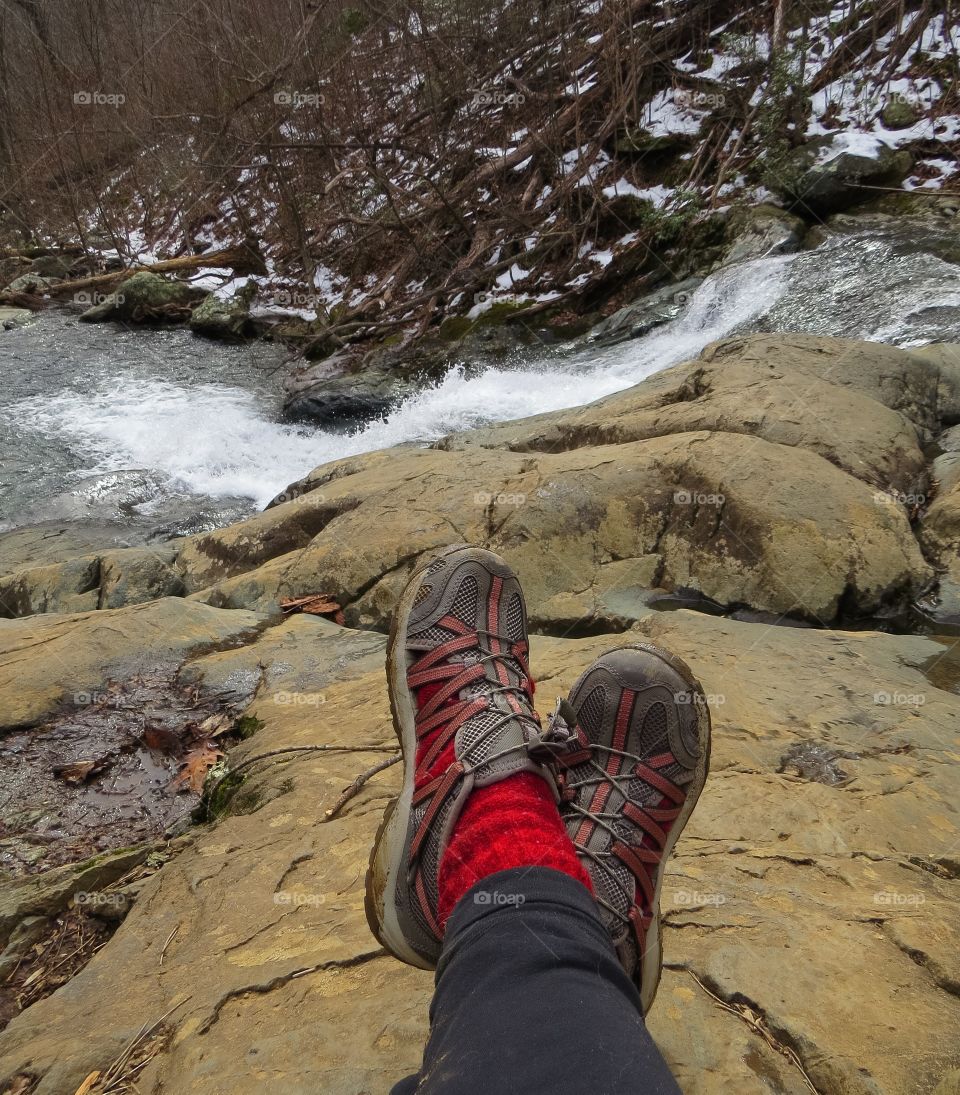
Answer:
[0,610,957,1094]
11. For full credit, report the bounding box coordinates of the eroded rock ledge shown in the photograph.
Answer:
[0,608,957,1094]
[5,334,957,633]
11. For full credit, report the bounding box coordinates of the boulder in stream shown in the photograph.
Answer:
[589,276,703,344]
[189,279,257,340]
[78,271,205,324]
[4,272,57,295]
[281,341,447,427]
[0,306,33,330]
[717,203,806,266]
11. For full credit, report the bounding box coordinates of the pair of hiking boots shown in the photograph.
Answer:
[365,546,711,1013]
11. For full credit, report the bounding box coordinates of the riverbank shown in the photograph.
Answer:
[2,0,958,374]
[3,185,959,438]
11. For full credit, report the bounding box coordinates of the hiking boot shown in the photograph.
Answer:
[555,644,712,1013]
[365,544,560,968]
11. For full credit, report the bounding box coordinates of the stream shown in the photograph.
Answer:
[3,219,960,545]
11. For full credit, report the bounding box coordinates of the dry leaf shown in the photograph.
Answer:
[280,593,341,617]
[300,599,340,615]
[170,743,224,793]
[6,1075,38,1095]
[197,712,232,737]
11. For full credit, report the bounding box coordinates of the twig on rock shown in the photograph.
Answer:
[204,743,396,807]
[324,753,402,821]
[686,971,818,1093]
[159,925,179,966]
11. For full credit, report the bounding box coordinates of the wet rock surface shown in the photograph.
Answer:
[588,277,704,345]
[168,334,944,630]
[0,598,267,732]
[0,666,251,876]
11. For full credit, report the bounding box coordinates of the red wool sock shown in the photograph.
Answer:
[414,681,593,929]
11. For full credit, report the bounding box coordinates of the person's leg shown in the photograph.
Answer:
[370,547,709,1094]
[409,867,680,1095]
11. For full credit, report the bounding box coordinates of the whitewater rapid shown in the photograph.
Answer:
[7,255,792,512]
[7,221,960,525]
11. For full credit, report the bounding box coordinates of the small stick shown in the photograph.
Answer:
[98,997,191,1089]
[687,971,817,1093]
[73,1072,101,1095]
[325,754,401,821]
[159,925,179,966]
[204,743,395,804]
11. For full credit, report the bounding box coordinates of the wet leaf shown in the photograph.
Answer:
[52,757,112,785]
[141,726,182,754]
[170,743,224,793]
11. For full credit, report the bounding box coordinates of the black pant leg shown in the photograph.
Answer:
[399,866,680,1095]
[389,1077,420,1095]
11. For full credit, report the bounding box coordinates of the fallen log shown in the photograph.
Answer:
[38,240,265,298]
[0,289,47,311]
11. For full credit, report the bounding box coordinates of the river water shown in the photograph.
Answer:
[3,220,959,543]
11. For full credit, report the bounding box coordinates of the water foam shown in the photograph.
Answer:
[9,255,792,510]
